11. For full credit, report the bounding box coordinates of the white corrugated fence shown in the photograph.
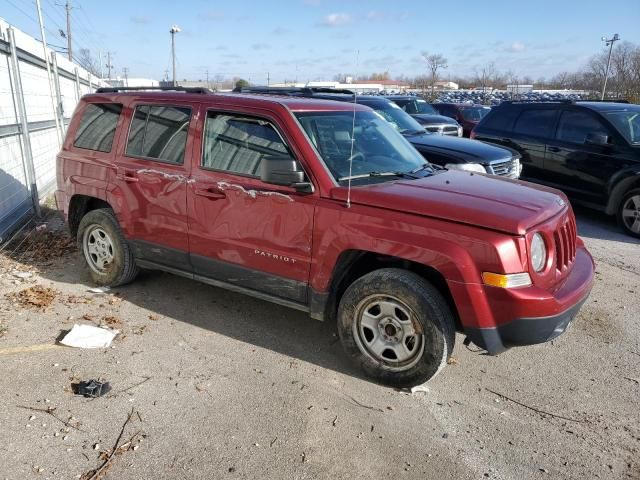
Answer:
[0,17,106,242]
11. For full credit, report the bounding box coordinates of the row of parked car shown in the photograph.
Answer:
[236,87,640,238]
[55,82,635,387]
[363,89,585,108]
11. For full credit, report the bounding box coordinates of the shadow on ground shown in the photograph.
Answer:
[573,205,640,245]
[2,213,365,381]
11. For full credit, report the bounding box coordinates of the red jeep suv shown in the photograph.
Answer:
[56,87,594,387]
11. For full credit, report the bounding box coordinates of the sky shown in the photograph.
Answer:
[2,0,640,84]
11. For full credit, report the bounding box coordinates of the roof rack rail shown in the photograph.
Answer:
[578,99,629,103]
[233,86,355,96]
[95,86,213,94]
[499,99,574,105]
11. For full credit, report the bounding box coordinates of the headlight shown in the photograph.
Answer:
[445,163,487,174]
[530,232,547,272]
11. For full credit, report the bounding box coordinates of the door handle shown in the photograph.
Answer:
[195,188,226,200]
[547,146,561,153]
[116,173,139,182]
[115,167,139,182]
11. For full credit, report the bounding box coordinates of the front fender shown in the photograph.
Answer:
[309,200,525,293]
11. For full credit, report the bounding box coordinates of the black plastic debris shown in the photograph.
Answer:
[72,380,111,398]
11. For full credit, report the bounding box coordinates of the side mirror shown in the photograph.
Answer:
[260,156,313,193]
[585,132,610,146]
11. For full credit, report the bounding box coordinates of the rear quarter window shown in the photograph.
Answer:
[73,103,123,153]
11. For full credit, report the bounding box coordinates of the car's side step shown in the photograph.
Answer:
[136,259,310,314]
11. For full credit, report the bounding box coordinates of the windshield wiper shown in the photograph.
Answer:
[338,171,418,181]
[410,163,436,174]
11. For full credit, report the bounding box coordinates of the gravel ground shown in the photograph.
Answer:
[0,207,638,480]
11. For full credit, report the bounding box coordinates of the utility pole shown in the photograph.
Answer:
[205,69,209,88]
[105,52,113,79]
[267,71,270,86]
[65,1,72,61]
[601,33,620,101]
[123,67,129,87]
[170,25,181,86]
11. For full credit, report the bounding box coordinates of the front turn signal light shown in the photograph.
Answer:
[482,272,532,288]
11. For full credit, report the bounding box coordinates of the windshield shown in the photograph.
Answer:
[402,99,438,115]
[295,110,428,183]
[460,106,490,122]
[368,102,426,135]
[604,109,640,145]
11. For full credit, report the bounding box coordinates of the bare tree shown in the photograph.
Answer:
[422,52,448,96]
[474,62,500,93]
[76,48,100,77]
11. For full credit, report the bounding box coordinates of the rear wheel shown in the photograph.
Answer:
[337,268,455,388]
[618,188,640,238]
[77,208,138,286]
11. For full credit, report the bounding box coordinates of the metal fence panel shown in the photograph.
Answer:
[0,18,106,242]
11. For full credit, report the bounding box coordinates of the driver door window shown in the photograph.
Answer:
[202,113,293,176]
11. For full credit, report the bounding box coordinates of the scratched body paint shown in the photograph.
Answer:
[136,169,195,184]
[216,181,293,202]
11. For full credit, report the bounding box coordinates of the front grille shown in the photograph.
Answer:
[554,215,577,271]
[425,124,459,136]
[487,158,519,178]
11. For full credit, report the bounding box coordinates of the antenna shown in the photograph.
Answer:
[346,50,359,209]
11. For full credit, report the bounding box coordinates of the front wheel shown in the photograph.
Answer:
[77,208,138,286]
[618,188,640,238]
[337,268,455,388]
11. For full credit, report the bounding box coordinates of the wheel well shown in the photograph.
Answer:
[325,250,461,329]
[68,195,112,237]
[607,175,640,215]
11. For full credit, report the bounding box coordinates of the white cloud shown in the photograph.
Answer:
[319,13,351,27]
[508,41,526,52]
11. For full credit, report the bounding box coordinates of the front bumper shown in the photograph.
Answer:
[453,243,594,354]
[464,294,588,354]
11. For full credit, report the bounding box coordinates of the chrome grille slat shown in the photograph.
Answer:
[487,158,519,178]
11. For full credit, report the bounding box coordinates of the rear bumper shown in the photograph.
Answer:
[452,243,594,354]
[54,190,68,217]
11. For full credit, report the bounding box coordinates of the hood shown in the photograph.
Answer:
[330,171,567,235]
[406,134,515,164]
[412,114,458,125]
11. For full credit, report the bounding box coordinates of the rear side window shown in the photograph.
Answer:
[126,105,191,164]
[556,110,608,143]
[513,109,557,138]
[73,103,122,153]
[478,108,517,131]
[202,112,291,176]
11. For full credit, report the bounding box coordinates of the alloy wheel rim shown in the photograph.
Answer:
[621,195,640,234]
[83,225,115,274]
[352,294,424,372]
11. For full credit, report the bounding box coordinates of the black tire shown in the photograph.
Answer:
[617,188,640,238]
[77,208,138,286]
[337,268,455,388]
